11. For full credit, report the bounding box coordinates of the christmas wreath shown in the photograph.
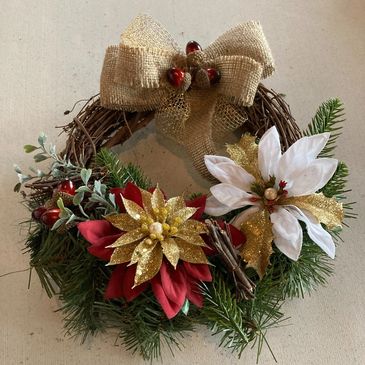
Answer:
[13,15,354,362]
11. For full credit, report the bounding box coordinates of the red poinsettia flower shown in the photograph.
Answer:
[78,182,245,319]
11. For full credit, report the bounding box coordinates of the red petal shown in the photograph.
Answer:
[78,220,122,247]
[105,265,126,299]
[123,182,143,208]
[183,262,212,282]
[151,275,182,319]
[123,265,148,302]
[186,281,204,307]
[88,246,113,261]
[185,195,207,220]
[159,261,187,307]
[110,188,126,212]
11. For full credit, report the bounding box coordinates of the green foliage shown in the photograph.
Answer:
[268,235,334,299]
[96,148,151,189]
[200,270,286,361]
[25,225,110,338]
[96,295,196,361]
[304,98,345,158]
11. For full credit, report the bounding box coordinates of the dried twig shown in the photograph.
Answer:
[205,219,255,300]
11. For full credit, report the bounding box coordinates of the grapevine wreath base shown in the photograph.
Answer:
[13,15,353,362]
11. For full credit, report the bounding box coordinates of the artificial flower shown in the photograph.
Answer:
[78,182,213,319]
[204,126,344,277]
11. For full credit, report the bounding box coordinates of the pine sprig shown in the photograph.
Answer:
[199,270,286,360]
[96,148,151,189]
[95,294,196,361]
[268,235,334,299]
[304,98,345,158]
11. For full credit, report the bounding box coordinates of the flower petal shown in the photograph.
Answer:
[107,228,146,248]
[123,265,149,302]
[230,206,261,229]
[160,261,187,307]
[122,196,148,221]
[174,232,207,247]
[170,207,198,224]
[151,185,166,211]
[110,188,126,212]
[104,265,126,299]
[123,182,144,207]
[277,132,330,182]
[287,206,335,259]
[270,207,303,261]
[108,243,137,265]
[205,195,234,216]
[175,238,208,264]
[204,155,236,166]
[105,214,140,232]
[204,156,255,191]
[140,189,154,216]
[133,243,163,286]
[78,220,122,246]
[258,126,282,181]
[179,220,207,235]
[161,238,180,268]
[185,195,207,220]
[151,275,182,319]
[210,183,252,209]
[166,196,185,216]
[183,262,212,282]
[285,158,338,196]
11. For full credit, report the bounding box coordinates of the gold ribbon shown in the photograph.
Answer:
[100,15,274,177]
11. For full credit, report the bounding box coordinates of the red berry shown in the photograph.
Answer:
[41,208,61,227]
[279,180,287,189]
[58,180,76,195]
[206,68,221,85]
[32,206,47,221]
[186,40,202,54]
[167,67,185,88]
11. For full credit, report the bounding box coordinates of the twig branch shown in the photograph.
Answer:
[205,219,255,300]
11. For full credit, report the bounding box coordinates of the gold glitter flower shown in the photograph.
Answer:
[105,186,208,286]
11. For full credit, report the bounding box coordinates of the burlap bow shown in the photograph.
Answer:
[100,15,274,178]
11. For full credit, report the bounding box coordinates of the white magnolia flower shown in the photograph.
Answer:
[204,126,342,261]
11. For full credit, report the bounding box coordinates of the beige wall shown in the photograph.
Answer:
[1,1,364,364]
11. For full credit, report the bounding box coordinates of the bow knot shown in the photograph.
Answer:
[100,15,275,178]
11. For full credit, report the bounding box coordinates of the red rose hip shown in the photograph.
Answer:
[32,206,47,221]
[41,208,61,227]
[58,180,76,195]
[206,68,221,85]
[186,40,202,54]
[167,67,185,88]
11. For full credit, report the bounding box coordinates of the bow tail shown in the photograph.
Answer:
[155,90,217,179]
[211,99,248,144]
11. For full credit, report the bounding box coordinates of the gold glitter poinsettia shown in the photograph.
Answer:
[204,126,344,278]
[105,186,208,286]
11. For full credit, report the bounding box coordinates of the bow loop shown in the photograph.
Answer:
[204,20,274,78]
[114,45,179,89]
[215,55,263,106]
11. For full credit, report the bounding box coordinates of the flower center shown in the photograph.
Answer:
[264,187,278,201]
[149,222,163,235]
[250,179,288,213]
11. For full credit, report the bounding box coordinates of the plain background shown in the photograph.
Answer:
[1,1,364,364]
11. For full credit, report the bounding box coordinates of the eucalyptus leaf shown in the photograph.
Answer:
[51,218,67,231]
[13,164,22,174]
[80,168,92,185]
[34,153,48,163]
[13,182,21,192]
[24,144,38,153]
[76,186,91,193]
[73,191,85,205]
[57,197,65,210]
[38,132,47,147]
